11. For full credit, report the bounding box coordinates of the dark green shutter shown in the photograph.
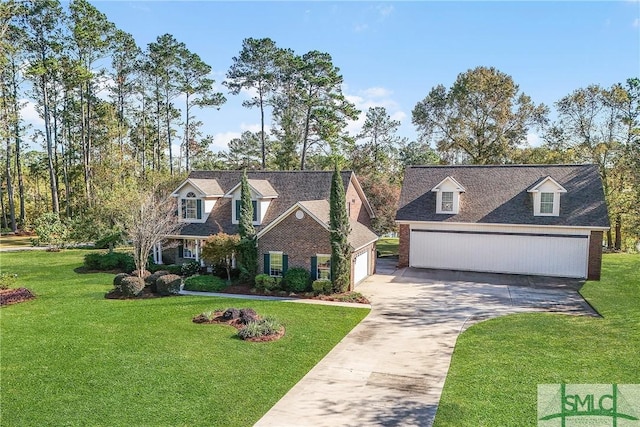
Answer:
[181,199,186,219]
[235,200,241,221]
[178,243,184,258]
[263,253,270,274]
[310,256,318,280]
[252,200,258,221]
[196,199,202,219]
[282,254,288,275]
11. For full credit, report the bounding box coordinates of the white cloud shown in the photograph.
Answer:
[390,111,407,123]
[527,132,542,147]
[240,122,261,133]
[633,18,640,27]
[209,131,241,152]
[344,86,406,138]
[19,99,44,127]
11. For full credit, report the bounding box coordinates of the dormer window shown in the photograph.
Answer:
[181,192,202,220]
[540,192,554,214]
[528,176,566,217]
[234,200,258,222]
[441,192,454,212]
[432,176,465,214]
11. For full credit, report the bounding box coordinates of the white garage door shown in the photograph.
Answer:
[410,230,589,278]
[353,251,369,285]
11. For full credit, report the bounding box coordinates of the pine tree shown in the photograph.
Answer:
[329,162,352,292]
[237,169,257,281]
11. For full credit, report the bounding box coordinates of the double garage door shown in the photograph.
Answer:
[409,229,589,278]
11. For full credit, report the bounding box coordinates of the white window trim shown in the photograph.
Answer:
[532,191,562,216]
[183,239,198,259]
[232,197,260,225]
[316,254,331,280]
[435,190,461,214]
[269,251,283,278]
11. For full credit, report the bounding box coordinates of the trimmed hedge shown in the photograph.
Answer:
[312,279,333,295]
[283,267,310,293]
[156,274,182,296]
[145,270,170,293]
[120,276,145,297]
[84,252,135,272]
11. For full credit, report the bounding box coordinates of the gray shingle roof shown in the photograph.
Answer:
[188,178,224,196]
[180,170,359,237]
[396,164,609,228]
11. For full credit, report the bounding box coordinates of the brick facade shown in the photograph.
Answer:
[587,230,603,280]
[398,224,410,268]
[257,211,332,274]
[346,181,371,227]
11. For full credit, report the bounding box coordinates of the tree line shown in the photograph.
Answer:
[1,0,638,251]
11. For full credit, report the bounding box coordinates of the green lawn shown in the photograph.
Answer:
[377,237,399,257]
[433,253,640,427]
[0,250,369,426]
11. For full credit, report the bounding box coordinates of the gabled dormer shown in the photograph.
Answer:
[528,176,566,217]
[224,179,278,225]
[431,176,465,214]
[171,178,224,223]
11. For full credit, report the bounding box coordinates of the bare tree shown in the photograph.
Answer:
[123,189,183,277]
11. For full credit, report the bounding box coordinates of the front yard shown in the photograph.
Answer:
[434,253,640,426]
[0,250,369,426]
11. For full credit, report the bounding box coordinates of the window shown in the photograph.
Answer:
[181,192,201,220]
[441,192,454,212]
[182,240,197,259]
[317,255,331,280]
[269,252,283,277]
[235,200,258,222]
[540,192,554,214]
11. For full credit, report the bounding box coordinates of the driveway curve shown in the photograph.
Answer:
[255,259,596,427]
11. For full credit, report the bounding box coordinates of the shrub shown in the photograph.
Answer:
[312,279,333,295]
[164,264,183,275]
[181,261,201,277]
[119,276,145,297]
[145,270,170,293]
[84,252,134,272]
[183,275,227,292]
[156,274,182,296]
[0,273,18,290]
[283,267,310,293]
[237,317,282,340]
[113,273,130,288]
[213,264,241,280]
[192,310,216,323]
[254,274,272,290]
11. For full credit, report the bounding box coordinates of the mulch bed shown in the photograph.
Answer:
[0,288,36,306]
[104,287,177,300]
[192,310,285,342]
[216,283,370,304]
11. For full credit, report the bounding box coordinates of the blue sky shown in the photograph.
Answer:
[27,1,640,152]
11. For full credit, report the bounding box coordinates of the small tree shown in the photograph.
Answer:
[237,169,258,281]
[329,162,352,293]
[202,233,240,283]
[32,212,69,251]
[123,189,183,278]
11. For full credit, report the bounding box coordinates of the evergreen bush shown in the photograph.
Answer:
[283,267,310,293]
[119,276,145,297]
[156,274,183,296]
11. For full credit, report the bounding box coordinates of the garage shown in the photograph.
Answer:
[409,229,589,278]
[353,250,370,285]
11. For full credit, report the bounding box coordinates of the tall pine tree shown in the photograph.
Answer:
[238,169,257,281]
[329,162,351,292]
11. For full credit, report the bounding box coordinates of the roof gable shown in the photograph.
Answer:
[172,178,224,197]
[431,176,466,192]
[223,179,279,199]
[527,176,567,193]
[396,164,609,228]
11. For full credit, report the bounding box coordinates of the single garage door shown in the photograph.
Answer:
[410,230,589,278]
[353,251,369,285]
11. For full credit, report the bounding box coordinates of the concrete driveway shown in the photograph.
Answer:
[254,259,596,427]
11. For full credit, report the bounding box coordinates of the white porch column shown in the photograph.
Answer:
[198,240,205,267]
[157,242,163,264]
